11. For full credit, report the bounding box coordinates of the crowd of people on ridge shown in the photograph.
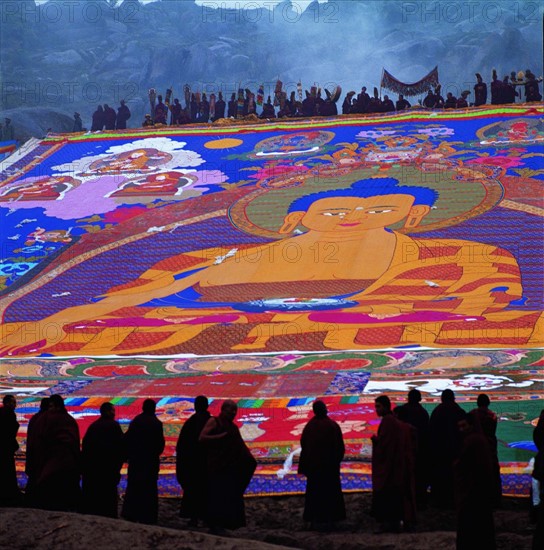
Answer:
[80,69,542,132]
[1,390,543,548]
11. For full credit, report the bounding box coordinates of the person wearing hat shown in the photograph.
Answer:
[142,114,154,127]
[2,118,14,141]
[72,112,83,132]
[474,73,487,106]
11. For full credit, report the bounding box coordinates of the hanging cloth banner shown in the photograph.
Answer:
[380,66,439,96]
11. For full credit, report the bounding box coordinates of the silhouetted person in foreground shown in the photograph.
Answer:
[82,402,124,518]
[199,400,256,534]
[298,400,345,530]
[122,398,165,524]
[176,395,211,526]
[471,393,502,506]
[454,412,496,550]
[35,394,81,511]
[394,389,430,509]
[24,397,49,506]
[429,389,465,508]
[532,410,544,550]
[371,395,416,533]
[0,395,21,506]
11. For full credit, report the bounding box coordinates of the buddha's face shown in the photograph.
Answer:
[297,194,419,232]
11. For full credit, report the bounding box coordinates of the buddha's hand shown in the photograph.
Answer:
[368,313,403,319]
[366,304,412,319]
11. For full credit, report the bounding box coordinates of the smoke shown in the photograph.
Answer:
[1,0,541,126]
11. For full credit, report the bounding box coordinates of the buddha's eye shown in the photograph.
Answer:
[323,212,346,217]
[367,209,393,214]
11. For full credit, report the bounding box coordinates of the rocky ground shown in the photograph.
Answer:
[0,493,536,549]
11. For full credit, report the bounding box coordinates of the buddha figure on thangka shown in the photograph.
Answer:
[0,171,541,356]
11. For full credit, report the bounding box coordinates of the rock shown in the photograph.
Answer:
[0,107,75,141]
[42,50,82,66]
[0,508,291,550]
[0,493,535,550]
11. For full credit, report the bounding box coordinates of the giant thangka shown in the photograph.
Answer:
[0,105,543,496]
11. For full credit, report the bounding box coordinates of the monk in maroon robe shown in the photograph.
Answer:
[298,400,345,529]
[429,389,465,508]
[199,400,256,533]
[0,395,21,506]
[474,73,488,106]
[176,395,211,525]
[35,394,81,511]
[455,412,496,549]
[24,397,49,506]
[121,399,165,524]
[471,394,502,506]
[81,402,124,518]
[372,395,416,532]
[394,389,430,509]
